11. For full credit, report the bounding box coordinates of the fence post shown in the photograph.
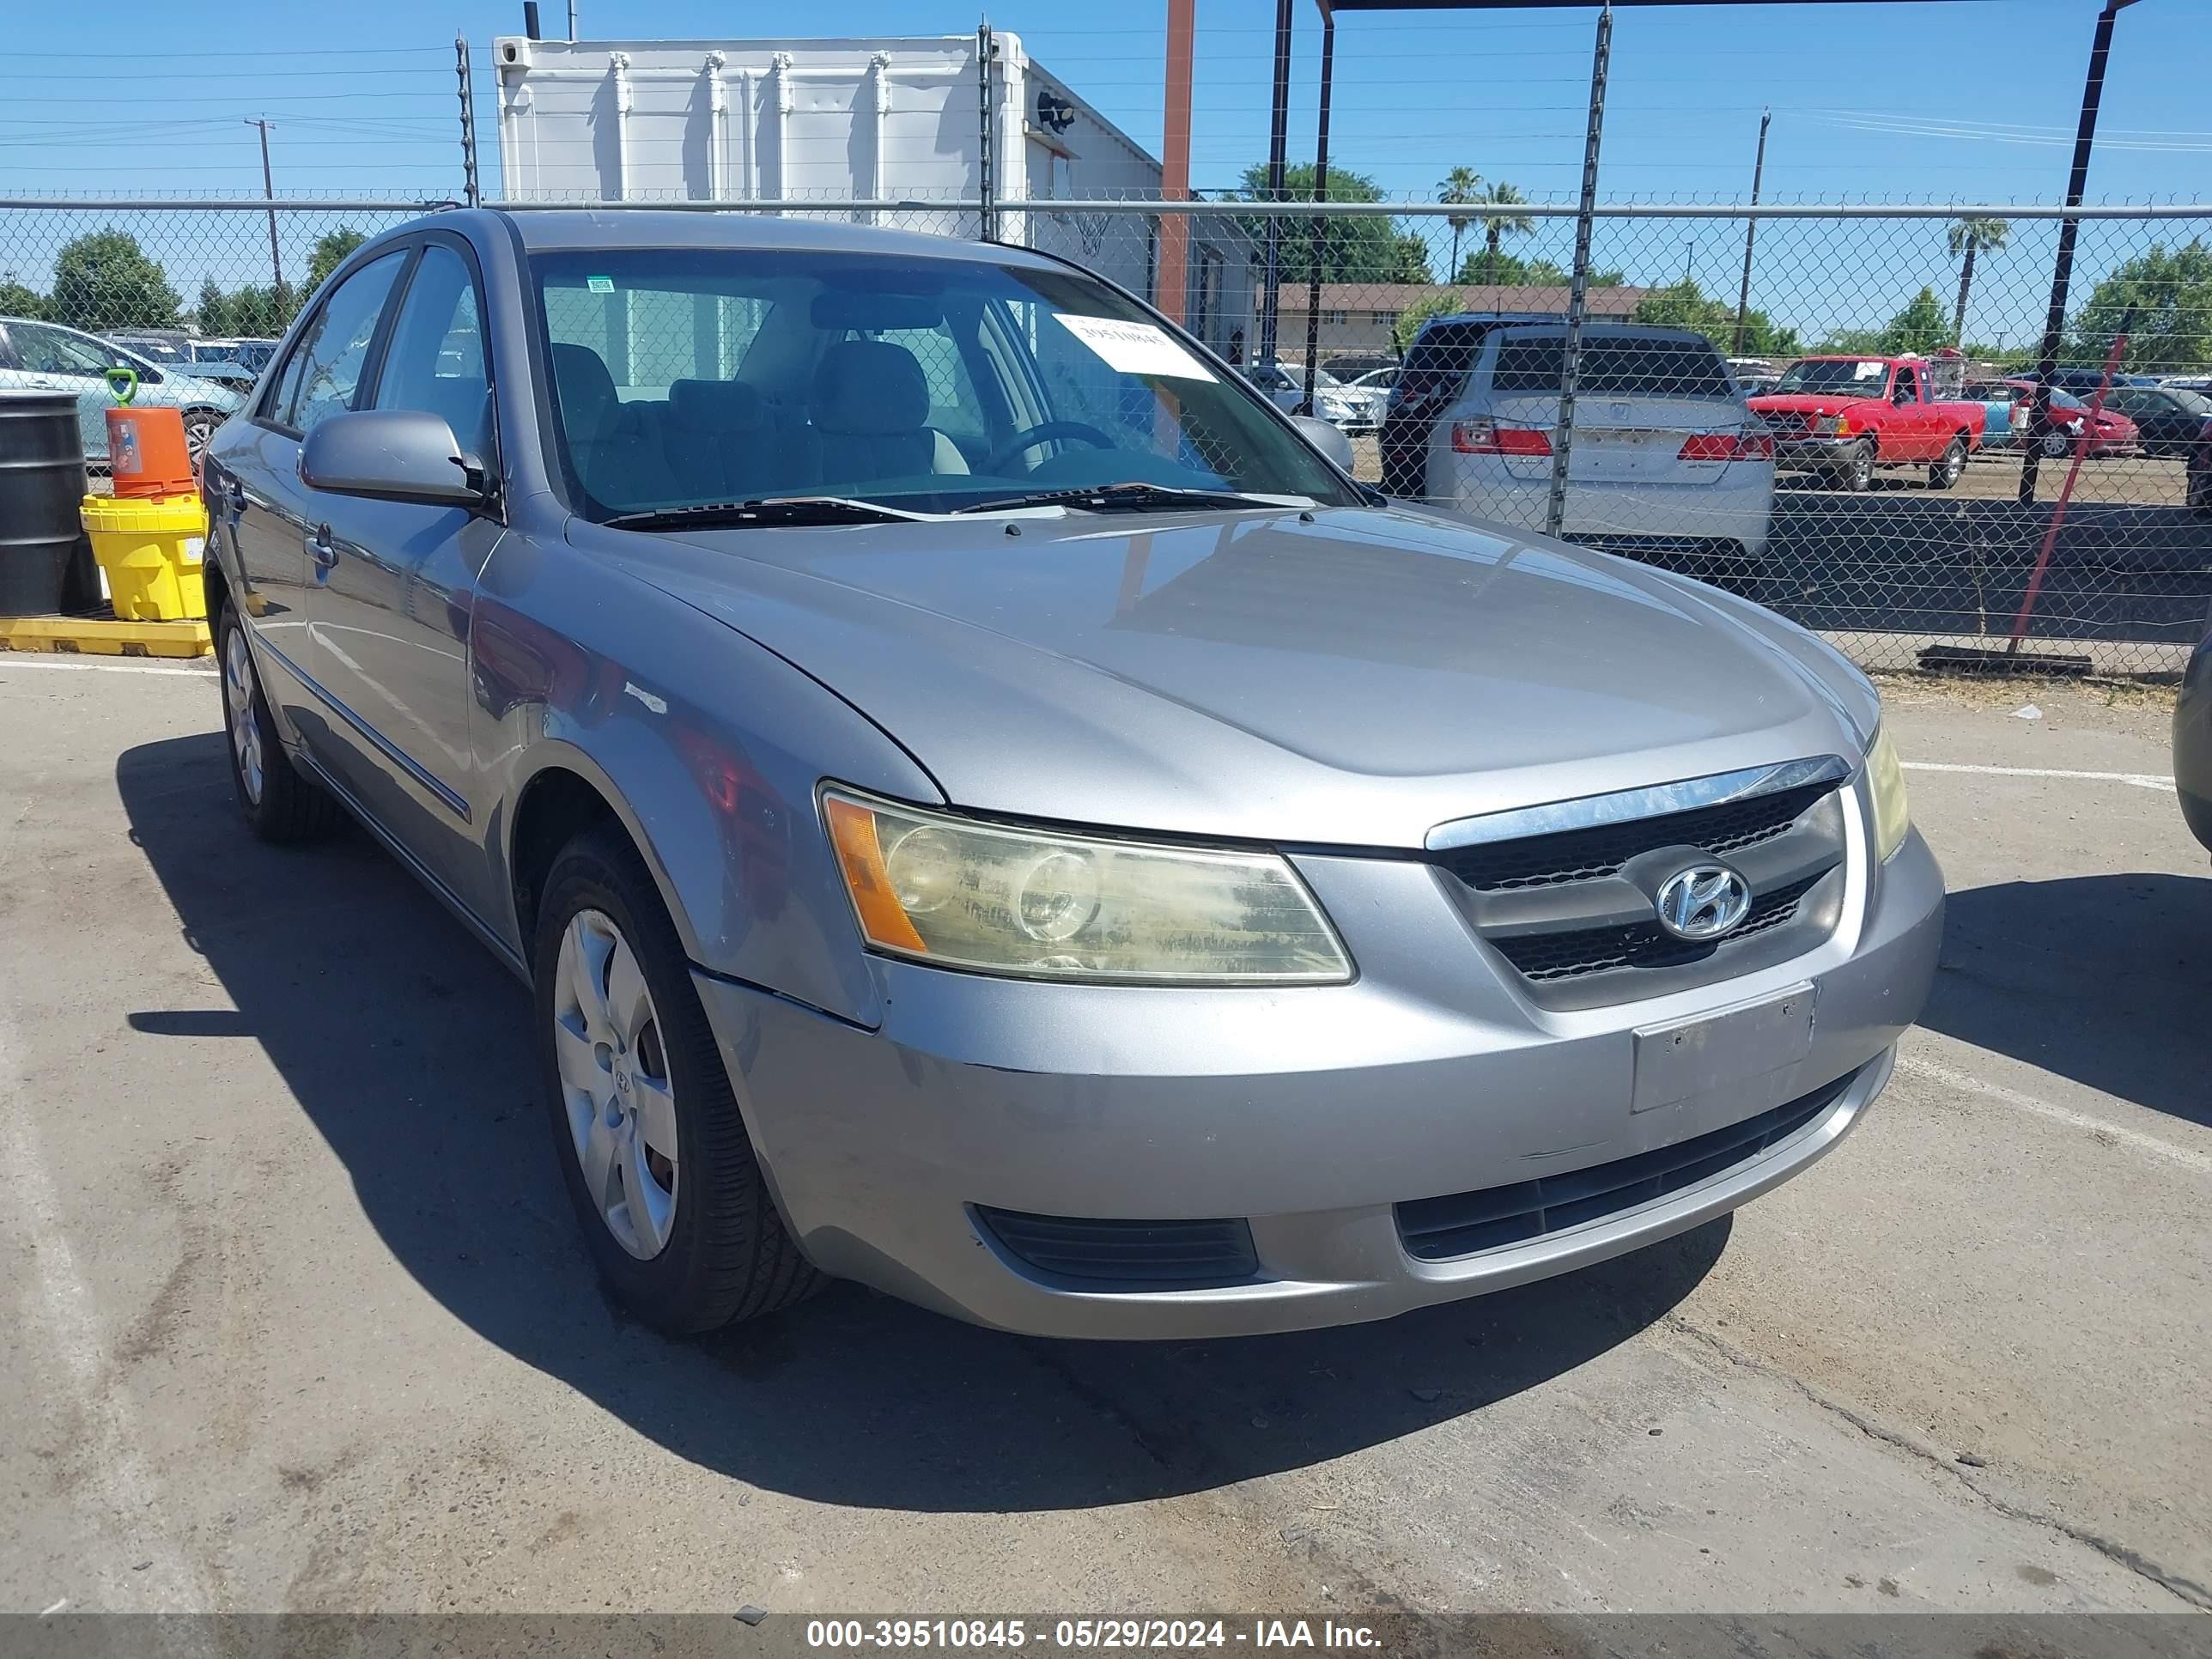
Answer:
[456,36,481,208]
[1259,0,1293,368]
[1300,11,1334,413]
[1546,4,1611,541]
[976,21,997,243]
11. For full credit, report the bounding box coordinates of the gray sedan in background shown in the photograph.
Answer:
[198,209,1942,1340]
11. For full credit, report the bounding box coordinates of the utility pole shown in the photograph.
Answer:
[1731,107,1771,356]
[568,1,578,40]
[245,118,283,296]
[2020,0,2138,505]
[1157,0,1194,324]
[455,36,481,207]
[1683,237,1694,285]
[1259,0,1293,368]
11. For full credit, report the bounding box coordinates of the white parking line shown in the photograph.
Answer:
[1902,760,2173,791]
[1896,1051,2212,1176]
[0,656,212,678]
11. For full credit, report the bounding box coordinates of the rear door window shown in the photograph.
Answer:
[1491,333,1735,398]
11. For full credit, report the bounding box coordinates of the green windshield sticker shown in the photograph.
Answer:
[586,276,615,294]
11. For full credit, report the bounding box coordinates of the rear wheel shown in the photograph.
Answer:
[216,604,337,843]
[182,409,222,473]
[1927,434,1967,489]
[532,823,822,1334]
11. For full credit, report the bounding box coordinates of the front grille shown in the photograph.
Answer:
[1441,781,1833,893]
[976,1208,1259,1289]
[1395,1066,1860,1261]
[1488,872,1821,981]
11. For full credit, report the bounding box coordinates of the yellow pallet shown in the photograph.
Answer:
[0,615,213,659]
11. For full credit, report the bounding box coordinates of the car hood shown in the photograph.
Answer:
[592,504,1875,848]
[1748,392,1877,418]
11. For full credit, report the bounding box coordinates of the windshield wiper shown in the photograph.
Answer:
[947,481,1308,517]
[602,495,936,531]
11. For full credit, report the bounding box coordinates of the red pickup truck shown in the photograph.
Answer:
[1748,354,1988,491]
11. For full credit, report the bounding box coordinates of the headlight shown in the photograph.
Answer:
[1864,726,1911,862]
[1813,414,1850,436]
[821,788,1353,985]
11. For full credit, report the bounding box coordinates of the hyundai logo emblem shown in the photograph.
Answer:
[1653,862,1752,942]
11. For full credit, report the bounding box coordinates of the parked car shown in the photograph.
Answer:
[1964,380,2028,449]
[1322,350,1399,379]
[1749,356,1987,491]
[2008,381,2142,458]
[105,328,192,365]
[2044,365,2161,396]
[1246,362,1376,432]
[0,317,245,466]
[2178,599,2212,855]
[1382,314,1776,569]
[2100,383,2212,458]
[200,210,1942,1339]
[193,337,280,373]
[2187,416,2212,513]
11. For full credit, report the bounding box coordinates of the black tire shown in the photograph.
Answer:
[216,602,338,843]
[1841,440,1876,492]
[1927,434,1967,490]
[532,822,822,1334]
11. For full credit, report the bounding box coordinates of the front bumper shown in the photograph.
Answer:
[1771,435,1860,463]
[696,829,1944,1340]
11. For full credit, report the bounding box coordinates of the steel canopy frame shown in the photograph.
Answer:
[1267,0,2085,540]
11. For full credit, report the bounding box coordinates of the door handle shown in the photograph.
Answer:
[306,523,338,570]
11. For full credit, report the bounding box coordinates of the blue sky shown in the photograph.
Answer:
[4,0,2209,344]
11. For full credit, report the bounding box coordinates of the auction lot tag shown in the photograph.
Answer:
[1632,981,1815,1120]
[1053,313,1217,381]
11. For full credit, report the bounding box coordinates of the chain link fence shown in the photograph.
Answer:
[3,193,2207,676]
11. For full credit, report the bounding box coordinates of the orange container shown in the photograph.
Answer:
[106,406,197,500]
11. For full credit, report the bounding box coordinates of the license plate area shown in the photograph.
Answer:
[1632,981,1816,1120]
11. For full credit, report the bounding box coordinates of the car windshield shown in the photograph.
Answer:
[531,246,1357,521]
[1771,358,1890,393]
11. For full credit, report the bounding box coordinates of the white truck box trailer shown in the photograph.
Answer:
[491,33,1253,358]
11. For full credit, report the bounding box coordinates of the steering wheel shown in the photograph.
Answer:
[982,421,1115,475]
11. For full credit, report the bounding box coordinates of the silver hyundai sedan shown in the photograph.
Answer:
[199,210,1942,1340]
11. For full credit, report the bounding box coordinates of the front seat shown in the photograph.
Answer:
[805,339,968,487]
[550,342,678,508]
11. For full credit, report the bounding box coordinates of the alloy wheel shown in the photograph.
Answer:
[552,908,679,1260]
[222,624,263,805]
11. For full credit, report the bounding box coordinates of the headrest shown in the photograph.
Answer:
[670,377,766,430]
[550,343,618,440]
[809,340,929,435]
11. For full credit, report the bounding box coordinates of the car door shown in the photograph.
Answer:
[1888,363,1930,459]
[301,235,504,919]
[5,321,133,458]
[215,249,410,738]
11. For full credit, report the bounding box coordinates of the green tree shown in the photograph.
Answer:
[305,227,368,296]
[1471,180,1534,261]
[1947,216,2009,344]
[1632,278,1798,357]
[1437,166,1483,289]
[2067,238,2212,374]
[48,229,181,333]
[1880,286,1951,354]
[195,276,232,336]
[0,273,46,320]
[1237,161,1431,285]
[1454,248,1623,287]
[1393,289,1463,355]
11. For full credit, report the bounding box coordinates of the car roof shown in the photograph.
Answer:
[501,207,1071,273]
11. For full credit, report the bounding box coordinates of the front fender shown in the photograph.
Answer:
[473,531,939,1030]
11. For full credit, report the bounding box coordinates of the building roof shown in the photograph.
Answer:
[1278,283,1650,316]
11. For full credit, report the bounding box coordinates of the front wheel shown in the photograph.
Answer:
[182,409,222,473]
[1838,440,1876,492]
[533,823,822,1334]
[1927,435,1967,489]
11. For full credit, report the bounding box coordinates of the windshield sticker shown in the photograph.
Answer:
[586,276,615,295]
[1052,314,1217,381]
[1854,360,1884,380]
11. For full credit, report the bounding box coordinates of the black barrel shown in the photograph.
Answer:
[0,390,91,616]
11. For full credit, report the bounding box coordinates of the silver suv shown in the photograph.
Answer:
[200,210,1942,1340]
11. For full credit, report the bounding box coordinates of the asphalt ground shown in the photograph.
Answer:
[0,657,2205,1620]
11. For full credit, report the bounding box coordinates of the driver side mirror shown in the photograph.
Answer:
[299,409,490,509]
[1291,414,1355,473]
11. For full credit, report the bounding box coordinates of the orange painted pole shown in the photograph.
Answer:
[1157,0,1195,324]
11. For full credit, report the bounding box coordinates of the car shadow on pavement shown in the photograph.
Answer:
[119,732,1727,1513]
[1920,872,2211,1132]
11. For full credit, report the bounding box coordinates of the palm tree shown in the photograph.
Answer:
[1948,216,2010,344]
[1476,180,1535,263]
[1438,167,1484,288]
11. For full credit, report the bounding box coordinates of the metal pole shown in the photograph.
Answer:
[1259,0,1293,368]
[1544,4,1610,541]
[2019,0,2135,506]
[568,0,578,40]
[976,21,997,242]
[1301,12,1334,413]
[1157,0,1194,320]
[1731,107,1770,357]
[246,118,283,296]
[456,36,481,208]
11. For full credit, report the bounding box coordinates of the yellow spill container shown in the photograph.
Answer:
[79,491,209,622]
